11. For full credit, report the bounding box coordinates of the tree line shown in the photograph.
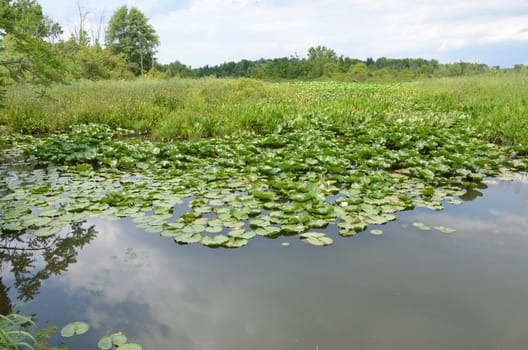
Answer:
[0,0,522,93]
[156,47,492,81]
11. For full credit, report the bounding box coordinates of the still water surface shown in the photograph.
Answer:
[2,177,528,350]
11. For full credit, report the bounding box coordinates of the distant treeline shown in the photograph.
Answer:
[155,45,499,81]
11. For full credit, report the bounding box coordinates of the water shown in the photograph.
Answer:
[2,177,528,350]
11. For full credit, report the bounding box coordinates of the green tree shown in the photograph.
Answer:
[348,62,368,81]
[105,6,159,75]
[0,0,65,102]
[306,45,338,78]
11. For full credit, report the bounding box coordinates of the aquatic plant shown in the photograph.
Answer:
[1,120,526,248]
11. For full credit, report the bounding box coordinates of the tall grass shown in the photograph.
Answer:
[1,72,527,145]
[0,313,36,350]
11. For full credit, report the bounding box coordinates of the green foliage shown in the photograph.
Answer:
[0,0,66,84]
[1,107,526,248]
[157,45,493,81]
[2,74,527,146]
[0,312,36,349]
[105,6,159,76]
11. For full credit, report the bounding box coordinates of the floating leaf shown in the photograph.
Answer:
[175,232,202,244]
[224,237,248,248]
[412,222,432,231]
[98,336,113,350]
[255,226,281,237]
[370,229,384,235]
[202,235,229,247]
[34,225,63,237]
[61,321,89,337]
[118,344,142,350]
[2,222,25,233]
[300,232,333,246]
[249,218,270,228]
[434,226,456,233]
[23,216,52,227]
[111,332,127,346]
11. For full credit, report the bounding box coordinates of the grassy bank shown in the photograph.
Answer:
[1,72,527,145]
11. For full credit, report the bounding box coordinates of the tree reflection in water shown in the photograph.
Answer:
[0,222,97,313]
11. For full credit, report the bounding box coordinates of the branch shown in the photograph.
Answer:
[0,58,24,66]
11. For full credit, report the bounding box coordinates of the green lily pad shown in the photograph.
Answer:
[412,221,432,231]
[34,225,63,237]
[300,232,333,246]
[60,321,89,337]
[228,229,256,239]
[97,332,128,350]
[202,235,229,247]
[23,216,52,227]
[249,218,270,228]
[2,222,25,233]
[434,226,457,233]
[255,226,281,237]
[175,232,202,244]
[370,229,384,235]
[118,344,142,350]
[97,337,113,350]
[224,237,249,248]
[111,332,127,346]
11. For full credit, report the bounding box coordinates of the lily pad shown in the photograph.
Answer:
[175,232,202,244]
[118,344,142,350]
[34,225,64,237]
[300,232,333,246]
[434,226,456,233]
[60,321,89,337]
[202,235,229,247]
[412,222,432,231]
[97,332,128,350]
[255,226,281,237]
[370,229,384,235]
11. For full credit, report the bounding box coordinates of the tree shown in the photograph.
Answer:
[105,6,159,75]
[0,0,66,103]
[306,45,338,78]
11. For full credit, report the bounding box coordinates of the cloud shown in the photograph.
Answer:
[39,0,528,66]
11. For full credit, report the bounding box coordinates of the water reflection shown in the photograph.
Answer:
[0,222,97,311]
[4,179,528,350]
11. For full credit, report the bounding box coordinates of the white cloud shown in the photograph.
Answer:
[39,0,528,66]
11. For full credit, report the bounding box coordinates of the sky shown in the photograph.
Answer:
[38,0,528,68]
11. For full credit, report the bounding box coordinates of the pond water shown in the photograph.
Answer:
[2,176,528,350]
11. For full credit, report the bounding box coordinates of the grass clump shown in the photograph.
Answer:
[0,312,38,350]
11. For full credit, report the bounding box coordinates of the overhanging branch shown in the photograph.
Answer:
[0,58,24,66]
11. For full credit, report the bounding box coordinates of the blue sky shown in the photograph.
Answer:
[39,0,528,67]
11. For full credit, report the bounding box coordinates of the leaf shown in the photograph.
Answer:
[201,235,229,247]
[118,344,142,350]
[255,226,281,237]
[2,222,25,233]
[434,226,456,233]
[175,232,202,244]
[34,225,63,237]
[300,232,333,246]
[249,218,270,228]
[111,332,127,346]
[98,336,113,350]
[370,229,384,235]
[60,323,75,338]
[224,237,248,248]
[73,321,89,335]
[412,221,432,231]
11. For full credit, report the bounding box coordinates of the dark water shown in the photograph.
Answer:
[2,176,528,350]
